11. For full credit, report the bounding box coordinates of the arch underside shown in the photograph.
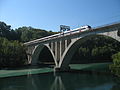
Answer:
[60,33,120,69]
[31,44,56,66]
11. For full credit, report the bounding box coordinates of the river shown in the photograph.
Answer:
[0,70,120,90]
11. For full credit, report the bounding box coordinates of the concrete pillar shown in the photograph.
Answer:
[60,41,62,61]
[26,46,35,64]
[55,42,57,62]
[53,42,55,55]
[51,42,53,51]
[65,40,67,49]
[49,43,51,49]
[51,42,59,66]
[51,42,56,55]
[61,40,65,56]
[27,55,32,64]
[57,41,60,63]
[67,39,71,47]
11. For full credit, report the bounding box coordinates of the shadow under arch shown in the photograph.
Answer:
[31,44,56,66]
[60,34,120,69]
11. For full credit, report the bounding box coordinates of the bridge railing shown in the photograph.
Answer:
[24,33,62,45]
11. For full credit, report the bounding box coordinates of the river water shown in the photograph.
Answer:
[0,71,120,90]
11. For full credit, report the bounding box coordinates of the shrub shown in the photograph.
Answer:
[109,52,120,77]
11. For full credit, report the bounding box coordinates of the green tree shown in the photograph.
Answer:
[112,52,120,66]
[110,52,120,77]
[0,21,11,39]
[0,37,27,68]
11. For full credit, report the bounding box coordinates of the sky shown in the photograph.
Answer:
[0,0,120,32]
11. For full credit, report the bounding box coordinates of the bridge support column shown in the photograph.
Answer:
[27,55,32,64]
[54,66,70,72]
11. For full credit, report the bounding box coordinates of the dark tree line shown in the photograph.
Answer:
[0,22,15,40]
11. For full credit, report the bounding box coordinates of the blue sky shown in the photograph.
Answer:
[0,0,120,32]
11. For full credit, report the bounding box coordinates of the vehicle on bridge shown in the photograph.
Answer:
[63,25,92,35]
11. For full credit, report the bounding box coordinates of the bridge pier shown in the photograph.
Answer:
[54,66,71,72]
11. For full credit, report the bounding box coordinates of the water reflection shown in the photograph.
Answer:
[51,76,65,90]
[53,72,115,90]
[0,71,120,90]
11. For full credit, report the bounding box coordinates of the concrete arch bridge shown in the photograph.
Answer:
[24,22,120,71]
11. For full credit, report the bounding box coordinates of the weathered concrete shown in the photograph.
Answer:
[24,22,120,71]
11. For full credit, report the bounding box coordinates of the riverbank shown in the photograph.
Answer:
[70,62,112,72]
[0,67,53,78]
[0,62,112,78]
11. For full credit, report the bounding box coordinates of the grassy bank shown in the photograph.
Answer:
[0,67,53,78]
[70,62,112,72]
[0,62,112,78]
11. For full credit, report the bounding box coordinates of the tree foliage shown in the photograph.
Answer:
[0,37,27,68]
[0,21,18,40]
[109,52,120,77]
[71,35,120,63]
[112,52,120,66]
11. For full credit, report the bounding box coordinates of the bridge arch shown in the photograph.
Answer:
[59,33,120,69]
[31,44,57,66]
